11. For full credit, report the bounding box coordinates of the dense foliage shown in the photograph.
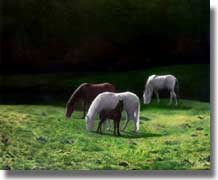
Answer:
[3,0,209,43]
[2,0,209,72]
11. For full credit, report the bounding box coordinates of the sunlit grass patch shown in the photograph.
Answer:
[0,99,210,170]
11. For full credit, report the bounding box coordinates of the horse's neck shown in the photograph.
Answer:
[69,89,82,105]
[148,82,154,94]
[88,99,101,121]
[89,104,98,119]
[89,111,96,123]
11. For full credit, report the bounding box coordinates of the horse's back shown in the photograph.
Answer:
[83,83,115,101]
[93,92,119,111]
[105,83,116,91]
[154,74,176,80]
[164,75,177,84]
[116,92,139,110]
[154,75,177,90]
[93,83,115,91]
[165,74,177,80]
[117,92,139,101]
[92,91,139,112]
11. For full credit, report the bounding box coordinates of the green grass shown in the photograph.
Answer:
[0,64,210,170]
[0,99,210,170]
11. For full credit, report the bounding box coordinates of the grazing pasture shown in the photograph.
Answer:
[0,64,210,170]
[0,100,210,170]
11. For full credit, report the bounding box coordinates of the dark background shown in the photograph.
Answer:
[1,0,210,73]
[0,0,210,104]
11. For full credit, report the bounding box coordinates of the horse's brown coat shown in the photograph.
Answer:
[65,83,116,118]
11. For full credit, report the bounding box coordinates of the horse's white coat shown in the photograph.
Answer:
[143,74,178,105]
[85,92,140,132]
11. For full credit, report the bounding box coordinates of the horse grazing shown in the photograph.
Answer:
[86,91,140,132]
[65,83,116,118]
[97,99,123,136]
[143,74,179,105]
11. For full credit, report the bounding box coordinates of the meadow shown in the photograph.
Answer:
[0,100,210,170]
[0,64,210,170]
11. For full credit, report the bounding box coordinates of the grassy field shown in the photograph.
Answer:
[0,99,210,170]
[0,64,210,170]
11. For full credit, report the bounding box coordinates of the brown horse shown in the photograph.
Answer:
[97,99,123,136]
[65,83,116,118]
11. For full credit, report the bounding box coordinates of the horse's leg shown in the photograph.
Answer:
[114,121,117,136]
[97,113,103,133]
[155,91,160,104]
[97,121,101,133]
[107,119,112,130]
[168,91,173,105]
[117,119,121,136]
[133,109,140,132]
[122,112,130,131]
[102,120,107,132]
[173,91,178,106]
[122,120,130,131]
[99,119,106,134]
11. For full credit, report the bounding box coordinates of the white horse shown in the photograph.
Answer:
[85,91,140,132]
[143,74,179,105]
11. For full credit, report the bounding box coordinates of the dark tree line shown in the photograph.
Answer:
[1,0,210,73]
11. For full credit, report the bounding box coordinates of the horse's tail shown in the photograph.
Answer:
[134,101,140,131]
[175,78,180,100]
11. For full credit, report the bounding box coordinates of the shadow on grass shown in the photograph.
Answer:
[141,102,192,111]
[69,116,84,120]
[122,131,162,139]
[140,116,151,121]
[94,131,162,139]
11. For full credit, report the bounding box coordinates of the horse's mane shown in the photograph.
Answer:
[146,74,156,86]
[68,83,89,104]
[86,94,102,130]
[86,92,107,118]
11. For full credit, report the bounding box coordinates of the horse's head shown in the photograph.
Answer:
[65,102,74,118]
[116,96,124,111]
